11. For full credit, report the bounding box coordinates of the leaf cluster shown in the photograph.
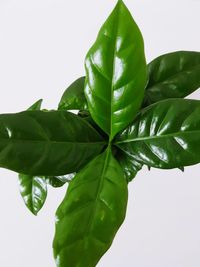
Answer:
[1,1,200,266]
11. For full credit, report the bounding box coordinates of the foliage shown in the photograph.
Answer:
[0,0,200,266]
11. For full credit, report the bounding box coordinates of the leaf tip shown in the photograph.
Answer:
[27,206,38,216]
[32,210,38,216]
[178,166,185,172]
[28,98,43,111]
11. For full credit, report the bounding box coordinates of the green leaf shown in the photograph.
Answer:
[85,0,147,140]
[53,148,128,267]
[82,115,109,141]
[28,99,43,111]
[58,77,88,110]
[116,99,200,169]
[19,174,47,215]
[18,99,47,215]
[0,111,105,175]
[144,51,200,106]
[115,148,142,182]
[46,174,75,188]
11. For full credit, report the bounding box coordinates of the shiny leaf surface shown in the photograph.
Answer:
[19,174,47,215]
[58,77,88,111]
[53,148,128,267]
[115,148,142,182]
[28,99,43,111]
[144,51,200,106]
[0,111,105,175]
[85,0,147,140]
[116,99,200,169]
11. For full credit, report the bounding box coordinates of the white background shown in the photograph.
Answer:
[0,0,200,266]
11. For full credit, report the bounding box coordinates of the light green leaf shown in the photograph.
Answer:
[53,148,128,267]
[85,0,147,140]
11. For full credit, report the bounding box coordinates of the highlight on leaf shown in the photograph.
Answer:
[84,0,147,140]
[19,174,47,215]
[53,148,128,267]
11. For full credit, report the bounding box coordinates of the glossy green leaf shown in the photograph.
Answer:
[85,0,147,140]
[144,51,200,106]
[116,99,200,169]
[115,148,142,182]
[28,99,43,111]
[0,111,105,175]
[53,148,128,267]
[19,174,47,215]
[46,174,75,188]
[58,77,88,111]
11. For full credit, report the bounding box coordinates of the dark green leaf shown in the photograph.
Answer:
[78,110,109,140]
[144,51,200,106]
[115,147,142,182]
[53,148,128,267]
[82,115,109,141]
[85,0,147,140]
[116,99,200,169]
[0,111,105,175]
[46,174,75,188]
[58,77,88,111]
[18,99,46,215]
[19,174,47,215]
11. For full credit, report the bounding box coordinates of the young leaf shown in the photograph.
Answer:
[116,99,200,169]
[0,111,105,175]
[85,0,147,140]
[58,77,88,111]
[144,51,200,106]
[53,148,128,267]
[19,174,47,215]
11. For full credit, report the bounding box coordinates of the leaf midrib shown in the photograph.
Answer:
[116,129,200,144]
[0,139,105,145]
[84,147,110,238]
